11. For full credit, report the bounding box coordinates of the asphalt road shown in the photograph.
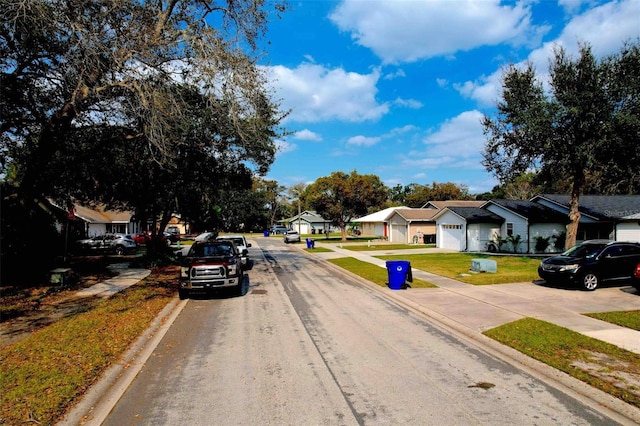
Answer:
[102,239,620,425]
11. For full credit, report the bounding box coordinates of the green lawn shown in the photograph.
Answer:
[377,253,540,285]
[328,257,436,288]
[584,310,640,331]
[343,243,436,251]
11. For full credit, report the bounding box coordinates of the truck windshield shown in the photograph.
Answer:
[190,243,233,257]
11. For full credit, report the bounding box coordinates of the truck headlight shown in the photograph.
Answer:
[180,267,189,278]
[227,263,237,275]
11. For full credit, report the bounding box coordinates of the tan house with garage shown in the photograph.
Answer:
[387,209,439,244]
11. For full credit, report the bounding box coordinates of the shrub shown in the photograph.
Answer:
[534,236,551,253]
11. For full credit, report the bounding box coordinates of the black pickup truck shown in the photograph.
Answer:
[177,240,245,299]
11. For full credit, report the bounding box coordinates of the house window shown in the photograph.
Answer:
[107,224,128,234]
[506,222,514,236]
[442,224,462,230]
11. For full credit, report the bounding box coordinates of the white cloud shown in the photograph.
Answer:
[553,0,640,57]
[294,129,322,141]
[383,69,406,80]
[347,135,381,147]
[558,0,595,14]
[329,0,542,64]
[392,98,423,109]
[265,63,389,123]
[456,0,640,107]
[400,110,486,169]
[385,124,419,137]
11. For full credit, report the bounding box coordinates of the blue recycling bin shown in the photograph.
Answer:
[306,238,311,248]
[386,260,412,290]
[263,230,269,237]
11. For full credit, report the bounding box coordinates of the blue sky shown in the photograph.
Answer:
[259,0,639,194]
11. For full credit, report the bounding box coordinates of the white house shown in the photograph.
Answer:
[280,210,333,234]
[531,194,640,243]
[618,213,640,243]
[481,200,568,253]
[70,204,135,237]
[432,207,504,251]
[353,206,406,239]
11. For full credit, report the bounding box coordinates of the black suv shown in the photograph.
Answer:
[538,240,640,291]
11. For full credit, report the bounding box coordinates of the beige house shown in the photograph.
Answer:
[387,209,439,244]
[70,204,135,237]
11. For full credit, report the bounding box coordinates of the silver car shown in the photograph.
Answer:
[283,230,301,243]
[73,233,137,255]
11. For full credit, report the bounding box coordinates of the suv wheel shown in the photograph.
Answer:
[582,271,599,291]
[115,245,125,255]
[178,289,188,300]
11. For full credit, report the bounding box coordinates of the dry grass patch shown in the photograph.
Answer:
[484,317,640,408]
[0,266,178,425]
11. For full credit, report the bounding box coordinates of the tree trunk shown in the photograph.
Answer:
[565,173,584,250]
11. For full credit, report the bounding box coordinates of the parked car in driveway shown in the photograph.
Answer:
[216,235,252,268]
[271,225,288,234]
[164,226,181,243]
[538,240,640,290]
[73,233,137,255]
[133,231,170,246]
[177,239,245,299]
[283,230,301,243]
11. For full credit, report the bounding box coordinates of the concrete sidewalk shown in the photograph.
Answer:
[312,242,640,355]
[0,264,150,347]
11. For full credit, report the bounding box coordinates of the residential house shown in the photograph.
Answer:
[164,214,189,235]
[353,201,483,242]
[532,194,640,243]
[432,207,504,251]
[422,200,485,209]
[481,200,569,253]
[353,206,407,239]
[280,210,334,234]
[69,204,135,237]
[387,208,438,244]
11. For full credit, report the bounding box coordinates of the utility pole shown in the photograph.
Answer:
[298,197,301,234]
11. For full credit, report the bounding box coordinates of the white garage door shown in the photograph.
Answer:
[618,223,640,242]
[441,224,463,250]
[391,225,406,243]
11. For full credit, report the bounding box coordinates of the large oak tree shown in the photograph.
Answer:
[304,171,388,241]
[1,0,287,278]
[482,41,640,249]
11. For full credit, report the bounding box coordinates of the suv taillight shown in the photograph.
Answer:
[634,263,640,279]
